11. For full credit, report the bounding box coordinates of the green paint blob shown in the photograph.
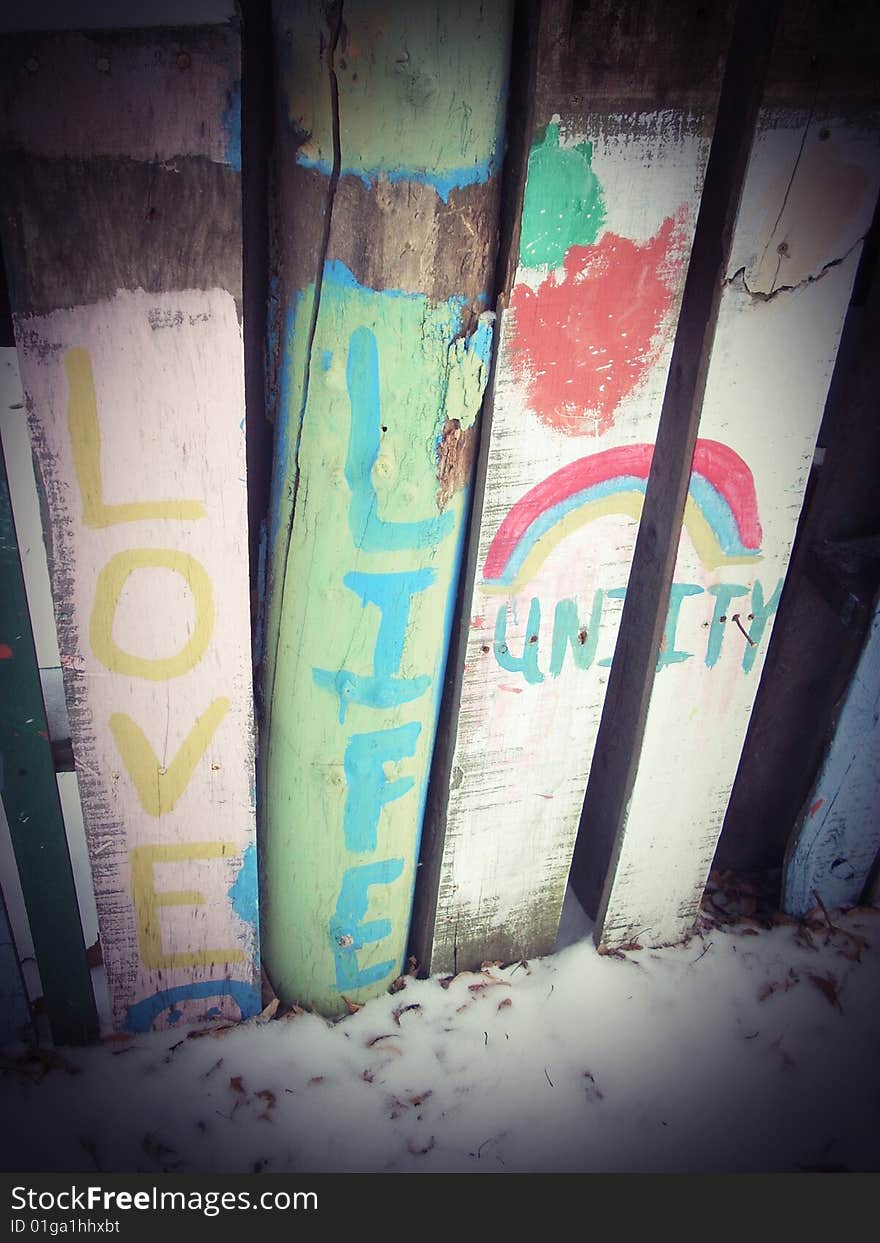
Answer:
[519,122,606,269]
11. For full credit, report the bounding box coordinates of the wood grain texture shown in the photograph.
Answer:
[783,598,880,916]
[411,0,733,975]
[1,26,260,1033]
[261,0,511,1014]
[592,1,880,948]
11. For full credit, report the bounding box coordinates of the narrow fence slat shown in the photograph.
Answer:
[1,438,97,1044]
[588,1,880,948]
[411,0,734,974]
[783,597,880,916]
[0,24,260,1033]
[261,0,512,1014]
[0,882,32,1045]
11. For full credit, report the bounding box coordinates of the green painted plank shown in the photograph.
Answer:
[0,441,98,1045]
[261,0,512,1015]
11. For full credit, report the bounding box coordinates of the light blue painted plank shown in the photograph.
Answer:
[784,597,880,916]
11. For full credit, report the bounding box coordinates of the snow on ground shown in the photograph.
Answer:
[2,890,879,1174]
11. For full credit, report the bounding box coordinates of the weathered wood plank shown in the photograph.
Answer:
[411,0,733,974]
[1,24,260,1032]
[1,436,97,1044]
[261,0,512,1014]
[783,597,880,915]
[588,1,880,948]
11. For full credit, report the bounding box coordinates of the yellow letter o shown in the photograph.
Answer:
[90,549,214,680]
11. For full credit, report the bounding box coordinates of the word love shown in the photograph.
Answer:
[66,343,255,1029]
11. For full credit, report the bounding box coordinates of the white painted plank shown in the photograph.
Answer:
[421,71,725,967]
[597,108,880,946]
[17,289,260,1031]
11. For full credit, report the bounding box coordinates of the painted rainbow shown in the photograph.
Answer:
[482,440,763,589]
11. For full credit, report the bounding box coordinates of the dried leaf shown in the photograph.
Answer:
[188,1021,237,1040]
[407,1136,436,1156]
[255,1089,276,1120]
[497,997,513,1011]
[229,1075,246,1095]
[340,995,364,1014]
[388,975,408,994]
[408,1090,432,1106]
[392,1003,422,1026]
[255,999,280,1024]
[808,972,842,1011]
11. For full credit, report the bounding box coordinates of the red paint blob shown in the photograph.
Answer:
[810,797,825,818]
[509,212,688,435]
[0,643,13,660]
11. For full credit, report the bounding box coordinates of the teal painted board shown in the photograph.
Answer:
[0,440,98,1045]
[0,882,32,1045]
[261,0,512,1015]
[784,597,880,916]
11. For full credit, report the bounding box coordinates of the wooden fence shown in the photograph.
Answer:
[1,0,878,1041]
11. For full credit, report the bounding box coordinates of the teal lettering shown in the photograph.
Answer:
[494,598,543,684]
[329,858,405,992]
[657,584,703,670]
[549,591,603,676]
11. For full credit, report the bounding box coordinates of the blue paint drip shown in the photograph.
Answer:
[320,349,334,371]
[295,154,495,204]
[125,981,262,1033]
[343,722,422,853]
[468,315,495,371]
[312,667,431,724]
[221,82,242,172]
[343,568,436,677]
[228,841,259,933]
[345,325,455,552]
[328,858,405,992]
